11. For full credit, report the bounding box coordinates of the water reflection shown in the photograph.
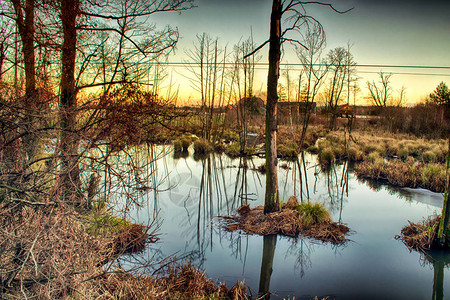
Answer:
[286,238,313,278]
[92,145,448,298]
[258,235,277,299]
[422,251,450,300]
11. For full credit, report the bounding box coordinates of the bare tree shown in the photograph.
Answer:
[394,86,407,107]
[185,33,224,141]
[325,46,355,130]
[366,71,392,107]
[10,0,36,96]
[245,0,350,213]
[295,21,327,149]
[234,37,258,154]
[56,0,194,204]
[0,16,15,82]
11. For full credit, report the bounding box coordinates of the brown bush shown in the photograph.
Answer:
[376,105,449,138]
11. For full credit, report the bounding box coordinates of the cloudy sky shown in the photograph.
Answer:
[152,0,450,104]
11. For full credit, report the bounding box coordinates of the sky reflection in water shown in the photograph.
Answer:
[108,145,448,299]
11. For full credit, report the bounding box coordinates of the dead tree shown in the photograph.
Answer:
[366,71,392,107]
[245,0,351,213]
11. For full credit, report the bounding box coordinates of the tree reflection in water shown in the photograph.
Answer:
[179,153,265,265]
[421,250,450,300]
[258,235,277,299]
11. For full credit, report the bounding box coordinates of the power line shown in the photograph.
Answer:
[163,61,450,70]
[162,62,450,76]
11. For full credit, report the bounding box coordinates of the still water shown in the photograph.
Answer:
[100,144,449,299]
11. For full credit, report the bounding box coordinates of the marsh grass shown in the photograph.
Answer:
[355,158,445,193]
[396,215,446,251]
[318,146,335,166]
[294,202,331,227]
[69,260,251,300]
[277,143,298,159]
[194,139,213,154]
[318,130,447,192]
[306,145,319,154]
[321,130,446,161]
[85,212,150,254]
[222,202,349,245]
[0,204,249,299]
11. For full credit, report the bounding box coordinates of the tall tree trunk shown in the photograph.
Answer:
[12,0,36,95]
[437,137,450,247]
[59,0,81,204]
[0,42,5,82]
[12,0,39,159]
[265,0,281,213]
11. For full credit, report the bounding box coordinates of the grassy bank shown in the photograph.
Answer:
[316,129,447,192]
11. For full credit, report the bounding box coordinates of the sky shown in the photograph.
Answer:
[150,0,450,105]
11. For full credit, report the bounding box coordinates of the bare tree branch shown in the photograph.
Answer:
[243,39,269,59]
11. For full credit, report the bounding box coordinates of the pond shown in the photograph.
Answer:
[98,144,449,299]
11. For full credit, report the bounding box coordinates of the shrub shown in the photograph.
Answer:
[181,138,191,151]
[277,143,298,159]
[225,142,241,157]
[306,145,318,154]
[173,139,183,153]
[319,147,335,165]
[193,139,213,154]
[295,202,331,227]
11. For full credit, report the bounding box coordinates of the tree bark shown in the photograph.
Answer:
[264,0,281,214]
[59,0,81,204]
[0,42,5,82]
[12,0,36,95]
[12,0,39,160]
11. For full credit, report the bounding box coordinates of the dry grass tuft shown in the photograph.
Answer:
[396,215,441,252]
[72,261,251,299]
[222,205,349,245]
[0,204,250,299]
[112,222,149,254]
